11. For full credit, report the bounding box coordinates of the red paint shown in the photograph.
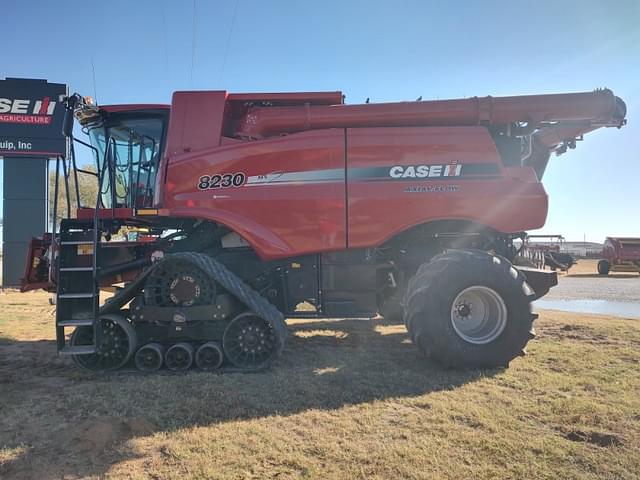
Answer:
[77,207,135,220]
[236,90,625,138]
[87,89,626,261]
[602,237,640,263]
[346,127,547,249]
[164,129,346,258]
[39,97,50,115]
[100,104,170,113]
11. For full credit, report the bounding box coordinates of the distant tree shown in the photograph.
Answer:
[49,163,99,228]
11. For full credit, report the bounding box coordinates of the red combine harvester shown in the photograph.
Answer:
[598,237,640,275]
[21,88,626,372]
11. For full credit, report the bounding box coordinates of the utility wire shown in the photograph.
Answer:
[160,0,171,89]
[218,0,240,85]
[190,0,197,85]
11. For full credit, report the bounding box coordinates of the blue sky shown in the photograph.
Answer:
[2,0,639,242]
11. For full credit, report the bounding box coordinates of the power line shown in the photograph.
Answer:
[190,0,197,85]
[160,0,171,89]
[218,0,239,85]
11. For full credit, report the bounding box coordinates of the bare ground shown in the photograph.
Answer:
[544,259,640,302]
[565,258,639,278]
[0,289,639,479]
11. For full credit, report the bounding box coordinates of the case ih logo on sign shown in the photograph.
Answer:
[0,97,58,124]
[0,78,67,157]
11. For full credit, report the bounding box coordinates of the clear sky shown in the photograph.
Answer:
[2,0,639,243]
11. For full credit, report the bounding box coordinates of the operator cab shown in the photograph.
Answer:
[76,100,169,210]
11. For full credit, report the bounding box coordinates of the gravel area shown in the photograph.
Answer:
[546,275,640,303]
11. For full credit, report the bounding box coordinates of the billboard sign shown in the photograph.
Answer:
[0,77,67,157]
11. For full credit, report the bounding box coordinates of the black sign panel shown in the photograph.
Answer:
[0,77,67,157]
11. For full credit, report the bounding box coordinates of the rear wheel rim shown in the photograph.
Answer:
[450,286,507,344]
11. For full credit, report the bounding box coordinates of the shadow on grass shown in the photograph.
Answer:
[0,319,499,478]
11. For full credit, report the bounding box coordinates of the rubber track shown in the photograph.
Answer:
[166,252,287,357]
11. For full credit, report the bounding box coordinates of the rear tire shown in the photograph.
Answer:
[597,260,610,275]
[404,249,536,369]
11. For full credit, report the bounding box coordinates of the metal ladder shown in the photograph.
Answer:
[55,218,101,355]
[52,98,112,356]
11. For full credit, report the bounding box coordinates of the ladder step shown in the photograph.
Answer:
[57,319,94,327]
[59,345,96,355]
[59,267,94,272]
[58,293,96,299]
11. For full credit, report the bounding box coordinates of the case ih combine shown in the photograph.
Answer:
[21,88,626,372]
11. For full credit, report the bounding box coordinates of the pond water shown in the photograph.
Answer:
[534,299,640,319]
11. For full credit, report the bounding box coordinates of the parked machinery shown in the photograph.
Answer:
[598,237,640,275]
[21,88,626,371]
[522,235,575,272]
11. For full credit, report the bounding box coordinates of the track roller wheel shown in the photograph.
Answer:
[165,342,194,371]
[223,312,279,369]
[70,314,137,372]
[135,343,165,372]
[195,342,224,371]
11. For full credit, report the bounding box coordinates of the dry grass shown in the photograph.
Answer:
[1,289,639,479]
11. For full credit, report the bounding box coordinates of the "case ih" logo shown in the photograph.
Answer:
[389,162,462,179]
[0,97,57,125]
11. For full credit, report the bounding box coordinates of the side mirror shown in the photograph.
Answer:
[61,94,81,138]
[62,107,74,137]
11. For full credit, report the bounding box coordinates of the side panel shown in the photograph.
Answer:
[164,129,346,259]
[347,126,548,248]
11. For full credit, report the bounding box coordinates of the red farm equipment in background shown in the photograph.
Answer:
[522,235,575,272]
[598,237,640,275]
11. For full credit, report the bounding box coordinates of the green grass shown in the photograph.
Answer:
[0,290,639,479]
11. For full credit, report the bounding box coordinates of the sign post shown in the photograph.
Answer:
[1,78,67,287]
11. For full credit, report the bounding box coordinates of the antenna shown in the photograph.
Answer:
[91,60,98,104]
[190,0,197,85]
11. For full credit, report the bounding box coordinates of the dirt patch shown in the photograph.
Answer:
[564,259,638,277]
[538,324,616,345]
[68,416,156,460]
[563,429,624,448]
